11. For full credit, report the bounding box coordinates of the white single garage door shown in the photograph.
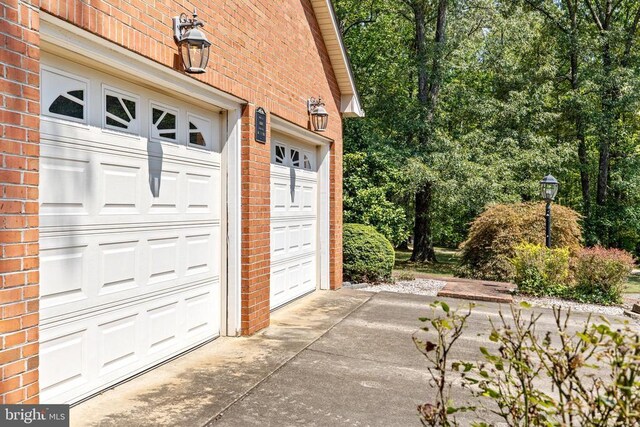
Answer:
[38,55,223,404]
[270,135,319,309]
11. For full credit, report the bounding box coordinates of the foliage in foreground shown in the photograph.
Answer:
[458,202,582,282]
[414,302,640,426]
[512,244,635,304]
[342,223,395,283]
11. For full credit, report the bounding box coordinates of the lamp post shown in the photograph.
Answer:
[540,174,559,248]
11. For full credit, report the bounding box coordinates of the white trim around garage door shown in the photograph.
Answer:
[39,13,243,337]
[271,117,331,291]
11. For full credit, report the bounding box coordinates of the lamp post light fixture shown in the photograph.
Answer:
[173,9,211,74]
[307,97,329,132]
[540,174,559,248]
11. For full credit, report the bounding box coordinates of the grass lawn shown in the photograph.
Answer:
[626,273,640,294]
[393,247,459,278]
[395,247,640,294]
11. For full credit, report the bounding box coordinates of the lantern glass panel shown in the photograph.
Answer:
[319,114,328,131]
[189,43,203,69]
[312,113,328,132]
[180,42,192,70]
[540,183,558,201]
[200,45,210,70]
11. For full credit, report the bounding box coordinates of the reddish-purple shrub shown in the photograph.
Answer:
[573,246,636,304]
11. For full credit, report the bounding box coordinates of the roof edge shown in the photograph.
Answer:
[310,0,364,118]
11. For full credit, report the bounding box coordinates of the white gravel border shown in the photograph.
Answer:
[345,278,630,317]
[351,279,447,297]
[514,295,624,316]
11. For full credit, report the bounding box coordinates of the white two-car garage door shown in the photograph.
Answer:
[270,134,319,309]
[38,55,223,403]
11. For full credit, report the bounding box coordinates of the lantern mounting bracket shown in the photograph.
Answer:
[307,97,324,114]
[173,10,204,43]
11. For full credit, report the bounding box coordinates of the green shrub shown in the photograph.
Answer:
[572,246,635,304]
[343,152,410,246]
[459,202,582,281]
[343,223,395,283]
[512,243,571,297]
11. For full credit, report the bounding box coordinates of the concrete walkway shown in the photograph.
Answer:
[71,289,632,427]
[71,290,370,427]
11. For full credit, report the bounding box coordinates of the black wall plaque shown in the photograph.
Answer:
[255,107,267,143]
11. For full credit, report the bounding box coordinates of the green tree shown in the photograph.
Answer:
[337,0,640,257]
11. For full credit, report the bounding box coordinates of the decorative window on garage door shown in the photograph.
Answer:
[290,148,301,167]
[151,103,178,142]
[104,87,139,133]
[303,153,313,170]
[42,67,88,124]
[274,144,286,164]
[188,113,212,150]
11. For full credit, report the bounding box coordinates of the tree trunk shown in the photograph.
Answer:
[427,0,448,119]
[414,4,428,106]
[410,0,448,263]
[596,39,613,206]
[411,182,436,262]
[567,6,591,223]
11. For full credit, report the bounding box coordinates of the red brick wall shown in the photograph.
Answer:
[329,141,343,290]
[38,0,344,140]
[1,0,347,402]
[240,104,271,334]
[0,0,41,404]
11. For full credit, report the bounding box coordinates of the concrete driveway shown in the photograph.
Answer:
[71,289,632,427]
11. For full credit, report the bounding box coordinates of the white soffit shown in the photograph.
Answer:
[310,0,364,118]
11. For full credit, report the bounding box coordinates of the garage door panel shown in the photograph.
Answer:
[40,225,220,322]
[40,244,89,310]
[185,231,218,277]
[40,155,90,216]
[39,327,89,402]
[40,282,219,404]
[272,182,288,213]
[148,236,179,285]
[147,302,179,354]
[100,163,141,214]
[271,267,287,302]
[99,240,139,295]
[40,141,221,228]
[270,256,316,309]
[148,168,179,213]
[270,219,317,262]
[185,291,215,336]
[97,314,139,375]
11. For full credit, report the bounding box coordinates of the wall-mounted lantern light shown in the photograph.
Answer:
[172,9,211,74]
[307,97,329,132]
